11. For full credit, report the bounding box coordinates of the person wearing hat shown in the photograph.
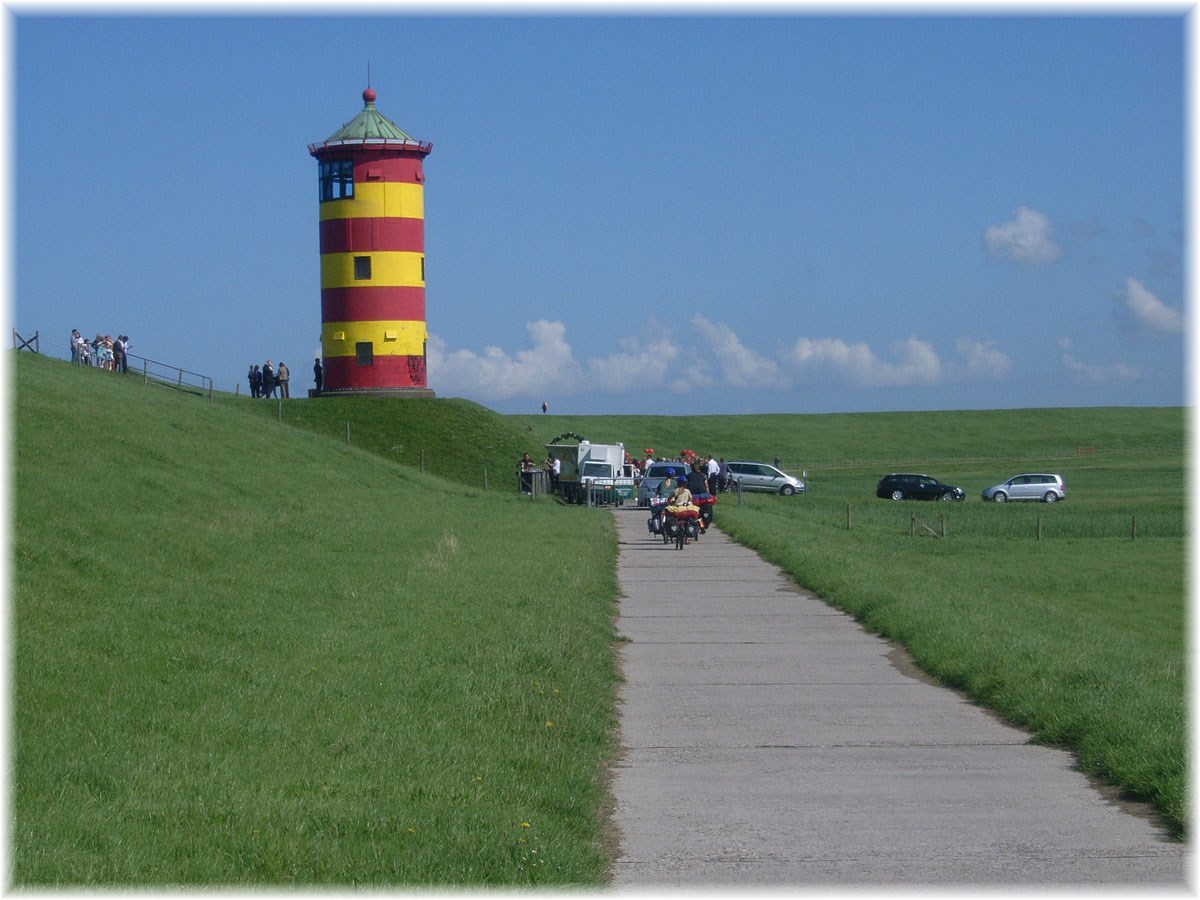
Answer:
[655,467,678,500]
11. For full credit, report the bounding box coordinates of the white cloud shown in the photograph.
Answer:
[1058,337,1140,385]
[427,319,581,400]
[948,337,1013,382]
[430,317,1011,404]
[1122,277,1183,334]
[788,335,941,387]
[689,316,788,389]
[984,206,1063,266]
[585,334,680,393]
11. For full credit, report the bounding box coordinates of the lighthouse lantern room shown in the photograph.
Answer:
[308,87,434,396]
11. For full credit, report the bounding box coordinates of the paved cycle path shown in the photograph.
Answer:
[607,508,1187,887]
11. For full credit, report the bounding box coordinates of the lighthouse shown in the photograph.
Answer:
[308,87,434,395]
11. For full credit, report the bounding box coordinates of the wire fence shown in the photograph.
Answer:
[783,445,1184,473]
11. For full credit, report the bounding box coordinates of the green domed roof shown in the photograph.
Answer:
[310,88,431,154]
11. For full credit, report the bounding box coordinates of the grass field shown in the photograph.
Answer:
[14,354,619,885]
[225,390,537,492]
[512,408,1188,838]
[509,407,1184,475]
[14,353,1187,887]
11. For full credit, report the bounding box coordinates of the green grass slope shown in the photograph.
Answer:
[224,390,544,490]
[13,353,619,886]
[510,407,1184,471]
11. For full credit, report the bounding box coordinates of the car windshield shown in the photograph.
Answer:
[647,463,678,478]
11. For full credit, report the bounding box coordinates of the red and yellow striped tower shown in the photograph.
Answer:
[308,87,434,395]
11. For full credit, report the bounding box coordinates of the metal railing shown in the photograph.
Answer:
[41,334,214,400]
[129,353,214,400]
[66,348,213,400]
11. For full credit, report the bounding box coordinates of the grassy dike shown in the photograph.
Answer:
[512,411,1186,838]
[13,353,620,885]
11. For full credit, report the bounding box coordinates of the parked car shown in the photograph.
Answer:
[727,461,805,496]
[876,473,965,501]
[981,473,1065,503]
[636,460,687,507]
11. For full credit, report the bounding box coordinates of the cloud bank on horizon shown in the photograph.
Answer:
[429,206,1182,408]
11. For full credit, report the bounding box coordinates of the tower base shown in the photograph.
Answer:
[312,387,436,398]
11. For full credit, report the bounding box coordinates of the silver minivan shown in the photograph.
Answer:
[727,461,805,496]
[981,473,1065,503]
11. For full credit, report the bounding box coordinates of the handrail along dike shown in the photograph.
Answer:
[129,353,214,401]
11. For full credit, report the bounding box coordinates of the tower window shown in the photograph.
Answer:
[319,159,355,202]
[353,256,372,280]
[356,342,374,366]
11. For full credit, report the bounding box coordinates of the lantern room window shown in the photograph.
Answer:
[319,159,355,202]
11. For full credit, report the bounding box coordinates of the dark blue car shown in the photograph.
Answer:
[876,473,964,501]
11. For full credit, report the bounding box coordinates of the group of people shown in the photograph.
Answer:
[70,330,130,372]
[649,457,718,542]
[648,451,730,494]
[248,360,290,399]
[248,358,325,399]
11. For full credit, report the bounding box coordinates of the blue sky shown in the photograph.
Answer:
[11,11,1187,415]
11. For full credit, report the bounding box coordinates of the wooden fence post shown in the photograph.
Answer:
[1132,515,1137,541]
[345,422,350,445]
[483,468,488,491]
[1037,515,1043,542]
[846,504,852,531]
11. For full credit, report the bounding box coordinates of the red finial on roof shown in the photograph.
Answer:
[363,87,377,104]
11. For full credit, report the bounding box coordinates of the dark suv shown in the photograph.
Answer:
[876,473,965,501]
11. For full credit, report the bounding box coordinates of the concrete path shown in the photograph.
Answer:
[607,508,1188,888]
